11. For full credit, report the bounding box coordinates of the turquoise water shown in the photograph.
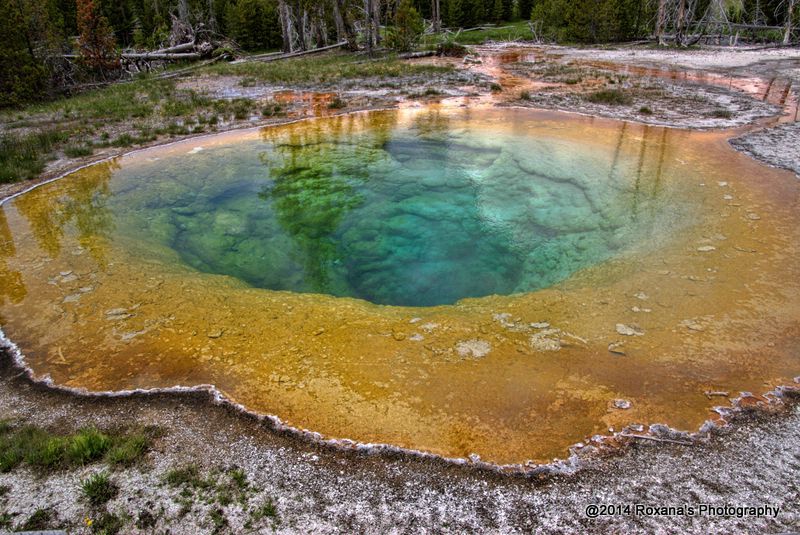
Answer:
[99,109,683,306]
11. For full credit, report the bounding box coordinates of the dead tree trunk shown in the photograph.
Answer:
[655,0,667,45]
[178,0,189,25]
[278,0,296,53]
[676,0,687,45]
[364,0,374,53]
[371,0,381,45]
[337,0,358,50]
[785,0,797,44]
[432,0,441,32]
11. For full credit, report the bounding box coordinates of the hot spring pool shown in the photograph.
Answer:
[1,106,798,465]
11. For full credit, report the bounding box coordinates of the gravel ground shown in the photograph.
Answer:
[731,122,800,177]
[0,353,798,534]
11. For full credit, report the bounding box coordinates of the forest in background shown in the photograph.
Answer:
[1,0,798,107]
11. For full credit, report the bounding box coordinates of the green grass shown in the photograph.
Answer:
[164,463,212,489]
[0,129,71,183]
[638,105,653,115]
[20,508,53,531]
[90,511,124,534]
[586,89,633,105]
[251,498,278,522]
[81,472,118,506]
[422,21,532,46]
[67,428,112,465]
[0,421,152,472]
[208,53,453,86]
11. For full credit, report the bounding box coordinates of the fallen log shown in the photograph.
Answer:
[233,41,348,64]
[122,52,202,61]
[398,50,436,59]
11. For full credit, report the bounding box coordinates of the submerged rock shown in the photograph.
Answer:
[613,399,632,410]
[455,339,491,358]
[615,324,644,336]
[530,329,562,351]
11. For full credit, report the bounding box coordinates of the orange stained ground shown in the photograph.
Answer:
[0,107,798,465]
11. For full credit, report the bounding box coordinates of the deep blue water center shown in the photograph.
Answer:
[111,109,674,306]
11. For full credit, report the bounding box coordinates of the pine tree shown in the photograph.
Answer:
[518,0,533,20]
[446,0,464,27]
[77,0,119,74]
[388,0,424,51]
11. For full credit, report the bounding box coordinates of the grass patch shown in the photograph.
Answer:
[89,511,124,534]
[328,96,347,109]
[710,108,732,119]
[638,106,653,115]
[63,143,94,158]
[209,507,228,534]
[586,89,632,105]
[20,508,53,531]
[208,53,453,86]
[490,83,502,92]
[164,463,212,489]
[81,472,118,506]
[423,21,532,46]
[261,102,283,117]
[0,422,152,472]
[252,498,279,522]
[0,129,71,183]
[519,90,532,101]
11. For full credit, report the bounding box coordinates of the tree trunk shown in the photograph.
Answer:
[432,0,441,32]
[278,0,295,53]
[333,0,345,42]
[337,0,358,49]
[785,0,796,44]
[655,0,667,45]
[178,0,189,24]
[364,0,373,53]
[676,0,687,46]
[371,0,381,45]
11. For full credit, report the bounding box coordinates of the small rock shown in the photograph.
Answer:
[530,322,550,329]
[62,294,81,303]
[313,328,325,336]
[723,194,733,200]
[633,292,648,300]
[616,324,644,336]
[717,181,728,187]
[631,306,651,313]
[746,213,761,220]
[409,317,422,324]
[681,319,704,331]
[60,271,73,277]
[409,333,424,342]
[697,245,716,252]
[530,329,562,351]
[613,399,632,410]
[456,339,491,358]
[392,331,406,341]
[608,342,626,355]
[208,329,224,339]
